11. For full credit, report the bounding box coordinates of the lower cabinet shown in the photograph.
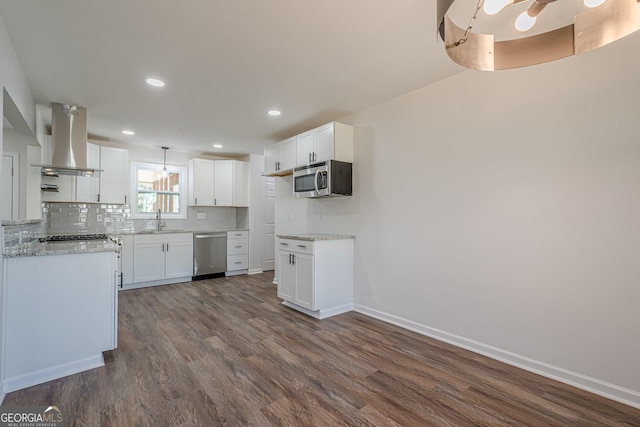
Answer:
[132,233,193,286]
[226,230,249,275]
[276,237,353,319]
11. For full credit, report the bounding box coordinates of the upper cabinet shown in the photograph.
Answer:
[188,159,249,207]
[44,142,129,204]
[263,122,353,177]
[99,146,129,204]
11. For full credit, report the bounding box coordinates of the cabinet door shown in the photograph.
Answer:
[214,160,233,206]
[120,235,134,285]
[42,175,76,202]
[100,146,129,204]
[277,251,295,302]
[164,239,193,279]
[264,144,280,175]
[232,161,249,207]
[313,123,335,163]
[77,143,100,203]
[296,131,314,166]
[133,240,165,282]
[293,253,314,310]
[279,137,297,171]
[191,158,214,206]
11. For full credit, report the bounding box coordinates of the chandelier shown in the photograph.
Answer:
[437,0,640,70]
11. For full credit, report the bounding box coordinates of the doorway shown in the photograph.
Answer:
[261,177,275,272]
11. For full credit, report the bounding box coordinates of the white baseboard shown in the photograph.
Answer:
[282,301,353,319]
[225,269,248,277]
[353,304,640,410]
[247,268,263,275]
[272,278,278,285]
[1,354,105,395]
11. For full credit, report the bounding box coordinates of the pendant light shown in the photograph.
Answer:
[161,146,169,178]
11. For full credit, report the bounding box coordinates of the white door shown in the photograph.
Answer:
[133,239,166,282]
[76,143,100,203]
[296,131,314,165]
[262,177,275,272]
[100,146,129,204]
[164,234,194,279]
[276,250,294,302]
[191,158,214,206]
[214,160,233,206]
[314,123,335,163]
[293,253,314,310]
[2,153,19,220]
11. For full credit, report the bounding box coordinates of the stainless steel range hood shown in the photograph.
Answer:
[34,103,102,177]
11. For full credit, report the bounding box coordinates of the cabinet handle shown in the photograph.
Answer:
[280,242,288,246]
[313,152,316,162]
[292,254,295,265]
[124,195,127,204]
[166,243,169,251]
[297,245,307,248]
[235,233,242,236]
[162,243,165,252]
[288,253,292,264]
[214,198,217,206]
[195,197,198,205]
[308,152,311,162]
[235,245,242,248]
[235,261,242,265]
[97,193,101,202]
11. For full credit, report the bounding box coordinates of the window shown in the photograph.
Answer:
[131,162,187,218]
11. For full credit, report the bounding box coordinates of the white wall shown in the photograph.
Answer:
[2,129,39,218]
[275,31,640,407]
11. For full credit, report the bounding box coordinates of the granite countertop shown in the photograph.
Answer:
[1,219,44,226]
[112,228,249,235]
[3,240,119,258]
[277,233,355,241]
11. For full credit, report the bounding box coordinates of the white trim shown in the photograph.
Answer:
[247,268,263,275]
[225,270,247,277]
[118,276,192,291]
[1,354,104,394]
[353,304,640,410]
[282,301,353,319]
[130,161,188,219]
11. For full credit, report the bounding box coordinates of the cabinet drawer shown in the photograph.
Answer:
[277,238,314,255]
[227,254,248,271]
[227,230,248,239]
[227,238,248,255]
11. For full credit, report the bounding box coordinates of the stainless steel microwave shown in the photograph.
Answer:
[293,160,352,198]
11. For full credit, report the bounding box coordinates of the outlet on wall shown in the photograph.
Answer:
[96,214,102,222]
[197,212,207,219]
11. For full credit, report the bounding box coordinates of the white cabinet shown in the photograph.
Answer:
[120,234,134,287]
[76,142,100,203]
[276,237,354,319]
[297,122,353,166]
[189,158,215,206]
[263,144,280,176]
[264,122,353,176]
[99,146,129,204]
[188,159,249,207]
[296,130,315,165]
[2,252,117,389]
[133,233,193,284]
[214,160,233,206]
[42,144,129,204]
[263,136,297,175]
[226,230,249,275]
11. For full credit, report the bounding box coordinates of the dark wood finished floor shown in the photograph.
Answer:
[4,273,640,426]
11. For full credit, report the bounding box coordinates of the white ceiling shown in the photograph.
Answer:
[0,0,464,156]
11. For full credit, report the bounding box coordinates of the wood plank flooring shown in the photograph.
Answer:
[4,273,640,426]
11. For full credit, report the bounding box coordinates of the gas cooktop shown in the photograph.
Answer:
[39,234,111,243]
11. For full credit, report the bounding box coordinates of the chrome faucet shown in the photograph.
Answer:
[156,209,165,231]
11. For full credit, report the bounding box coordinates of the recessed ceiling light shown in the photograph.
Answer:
[213,144,223,148]
[145,78,165,87]
[122,130,135,135]
[268,110,281,116]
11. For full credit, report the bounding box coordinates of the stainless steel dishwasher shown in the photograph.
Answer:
[193,232,227,279]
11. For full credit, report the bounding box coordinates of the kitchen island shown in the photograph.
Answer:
[276,233,354,319]
[1,230,118,396]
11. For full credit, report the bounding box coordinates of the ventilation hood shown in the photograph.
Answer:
[34,103,102,177]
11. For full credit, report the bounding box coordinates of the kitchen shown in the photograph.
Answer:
[1,1,640,425]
